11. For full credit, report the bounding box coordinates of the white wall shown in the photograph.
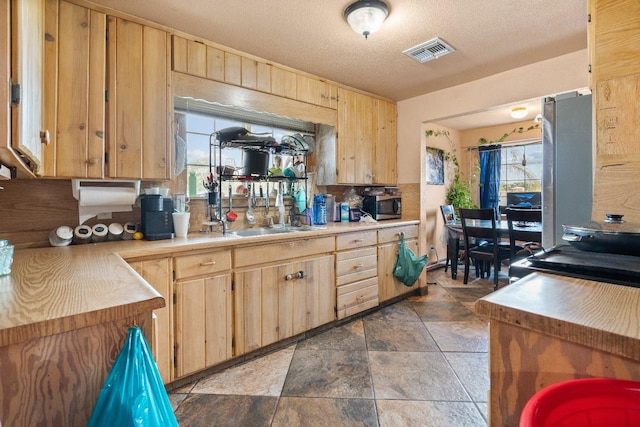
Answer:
[397,49,590,184]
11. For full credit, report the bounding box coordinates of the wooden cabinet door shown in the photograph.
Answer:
[234,255,335,356]
[107,17,170,179]
[373,98,397,185]
[378,238,419,302]
[175,273,232,378]
[302,255,336,329]
[44,1,105,178]
[129,258,173,383]
[337,88,374,184]
[11,0,46,176]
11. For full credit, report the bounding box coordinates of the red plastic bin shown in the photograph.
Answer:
[520,378,640,427]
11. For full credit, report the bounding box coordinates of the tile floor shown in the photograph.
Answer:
[169,266,506,426]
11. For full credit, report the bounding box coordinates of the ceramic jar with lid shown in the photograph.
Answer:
[49,225,74,247]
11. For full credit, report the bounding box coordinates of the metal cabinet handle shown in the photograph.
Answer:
[296,270,304,279]
[285,271,304,281]
[200,261,217,266]
[353,264,364,270]
[285,273,293,281]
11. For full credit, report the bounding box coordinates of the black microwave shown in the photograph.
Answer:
[362,195,402,220]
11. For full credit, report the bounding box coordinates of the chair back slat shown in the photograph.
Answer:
[506,208,543,260]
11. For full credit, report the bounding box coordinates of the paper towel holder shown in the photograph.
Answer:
[71,179,141,201]
[72,179,141,224]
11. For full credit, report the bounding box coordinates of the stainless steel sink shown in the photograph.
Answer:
[226,225,325,237]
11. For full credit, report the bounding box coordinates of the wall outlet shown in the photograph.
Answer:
[97,212,112,220]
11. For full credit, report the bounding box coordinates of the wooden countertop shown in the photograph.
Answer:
[1,220,418,347]
[475,272,640,361]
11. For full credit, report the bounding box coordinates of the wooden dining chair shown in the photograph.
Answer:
[460,208,511,290]
[505,208,543,262]
[440,205,461,276]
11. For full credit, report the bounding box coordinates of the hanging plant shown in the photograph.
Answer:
[478,124,539,145]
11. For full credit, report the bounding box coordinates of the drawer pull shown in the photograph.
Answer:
[352,264,364,270]
[353,239,363,244]
[200,261,217,266]
[285,274,293,281]
[296,270,304,279]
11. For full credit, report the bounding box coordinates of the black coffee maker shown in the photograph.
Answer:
[140,194,174,240]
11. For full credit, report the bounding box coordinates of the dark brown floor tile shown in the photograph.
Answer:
[365,300,422,322]
[376,399,486,426]
[296,320,366,351]
[424,320,488,352]
[443,286,494,302]
[411,300,478,322]
[272,397,377,426]
[282,350,373,399]
[174,394,277,427]
[444,352,489,402]
[363,318,439,351]
[369,351,470,401]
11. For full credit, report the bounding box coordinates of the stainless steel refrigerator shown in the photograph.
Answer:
[542,92,593,248]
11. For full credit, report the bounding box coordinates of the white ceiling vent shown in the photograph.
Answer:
[403,38,455,63]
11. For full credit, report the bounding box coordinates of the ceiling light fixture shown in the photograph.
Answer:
[344,0,389,39]
[510,107,528,119]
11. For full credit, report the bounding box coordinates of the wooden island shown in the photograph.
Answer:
[0,245,164,426]
[475,272,640,427]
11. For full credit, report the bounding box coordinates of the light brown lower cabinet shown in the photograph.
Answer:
[377,225,420,302]
[173,249,233,378]
[128,257,173,383]
[174,273,233,378]
[234,254,335,355]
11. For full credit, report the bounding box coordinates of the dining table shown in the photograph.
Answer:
[445,219,542,280]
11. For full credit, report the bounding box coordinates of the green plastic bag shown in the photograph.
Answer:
[393,233,428,287]
[87,326,178,427]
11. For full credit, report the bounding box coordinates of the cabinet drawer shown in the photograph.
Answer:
[234,236,334,268]
[378,225,418,244]
[174,250,232,280]
[336,231,377,251]
[336,277,379,319]
[336,247,377,286]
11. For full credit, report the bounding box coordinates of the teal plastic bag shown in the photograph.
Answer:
[87,326,178,427]
[392,233,428,287]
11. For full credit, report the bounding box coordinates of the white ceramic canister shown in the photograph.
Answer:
[108,223,124,240]
[91,224,109,242]
[73,225,93,244]
[49,225,74,247]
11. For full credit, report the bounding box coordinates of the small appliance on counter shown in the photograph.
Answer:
[140,194,174,240]
[362,191,402,220]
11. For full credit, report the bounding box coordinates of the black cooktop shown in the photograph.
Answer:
[509,245,640,288]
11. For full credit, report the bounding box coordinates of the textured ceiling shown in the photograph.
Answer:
[88,0,587,128]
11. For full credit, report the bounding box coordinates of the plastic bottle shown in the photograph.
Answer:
[341,203,349,222]
[313,194,327,225]
[295,187,307,213]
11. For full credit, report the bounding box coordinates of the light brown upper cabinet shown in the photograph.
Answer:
[588,0,640,84]
[8,0,48,177]
[43,0,105,177]
[171,35,338,110]
[373,98,397,185]
[107,17,171,180]
[41,1,171,179]
[337,88,374,184]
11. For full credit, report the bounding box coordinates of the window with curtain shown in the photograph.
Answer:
[499,142,542,206]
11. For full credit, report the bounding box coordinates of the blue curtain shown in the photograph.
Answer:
[479,145,501,219]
